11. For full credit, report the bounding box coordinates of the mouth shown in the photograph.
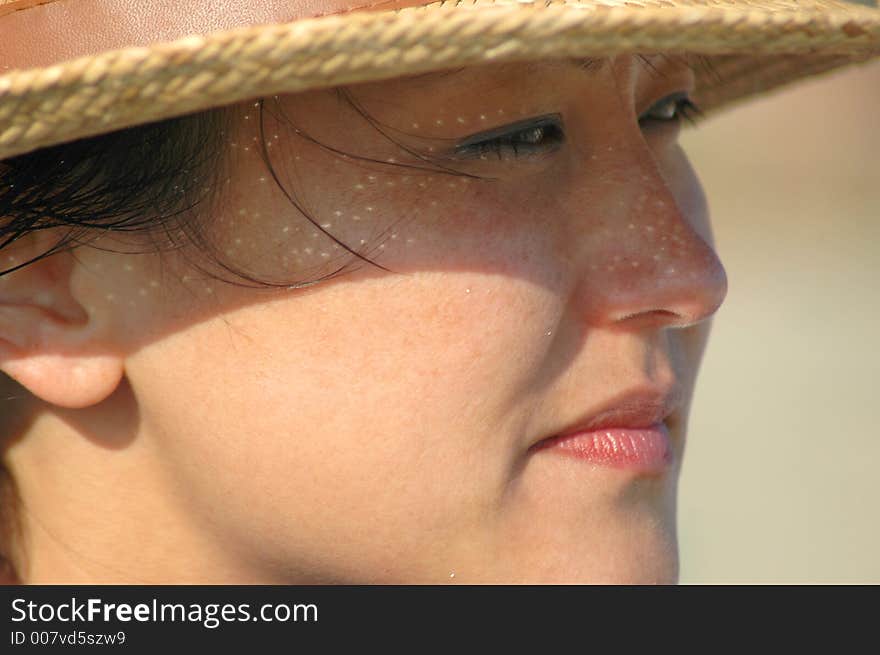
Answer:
[529,422,673,475]
[529,386,682,476]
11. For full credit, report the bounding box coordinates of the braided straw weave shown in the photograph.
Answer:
[1,0,879,160]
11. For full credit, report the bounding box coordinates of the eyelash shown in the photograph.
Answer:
[455,94,702,160]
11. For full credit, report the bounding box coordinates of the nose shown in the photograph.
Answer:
[569,159,728,331]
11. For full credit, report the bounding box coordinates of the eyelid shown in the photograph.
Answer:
[639,91,692,120]
[455,113,563,151]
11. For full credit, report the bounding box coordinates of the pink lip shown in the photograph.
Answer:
[531,422,672,475]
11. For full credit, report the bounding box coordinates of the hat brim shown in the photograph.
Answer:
[1,0,878,160]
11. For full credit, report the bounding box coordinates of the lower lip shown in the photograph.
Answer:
[532,422,672,475]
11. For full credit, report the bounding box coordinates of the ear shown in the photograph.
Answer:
[0,235,124,409]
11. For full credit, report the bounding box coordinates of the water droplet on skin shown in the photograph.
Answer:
[149,280,159,288]
[450,572,456,579]
[406,238,416,244]
[123,263,134,272]
[238,208,247,216]
[613,255,622,263]
[320,223,332,229]
[628,224,636,230]
[105,293,115,302]
[354,184,365,190]
[320,252,330,258]
[665,266,676,275]
[412,123,420,129]
[653,254,662,261]
[234,238,242,245]
[655,200,666,208]
[352,215,362,221]
[435,119,444,126]
[646,225,654,232]
[456,117,465,124]
[282,226,290,233]
[138,288,148,296]
[386,181,396,187]
[366,206,374,213]
[480,114,487,121]
[607,266,615,272]
[546,330,552,336]
[304,247,313,255]
[205,287,214,294]
[590,263,598,271]
[465,288,471,294]
[631,261,640,268]
[334,210,343,217]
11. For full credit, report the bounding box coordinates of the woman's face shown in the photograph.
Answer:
[12,54,727,583]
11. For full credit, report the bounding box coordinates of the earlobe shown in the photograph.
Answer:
[0,239,124,409]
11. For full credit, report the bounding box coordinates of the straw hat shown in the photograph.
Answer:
[1,0,878,161]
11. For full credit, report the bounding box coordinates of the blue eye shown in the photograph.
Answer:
[455,115,565,160]
[640,92,703,126]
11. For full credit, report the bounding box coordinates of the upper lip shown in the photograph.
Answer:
[545,385,684,441]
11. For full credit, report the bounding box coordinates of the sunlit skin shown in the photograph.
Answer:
[0,54,727,583]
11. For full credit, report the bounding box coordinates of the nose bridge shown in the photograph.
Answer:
[572,148,728,330]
